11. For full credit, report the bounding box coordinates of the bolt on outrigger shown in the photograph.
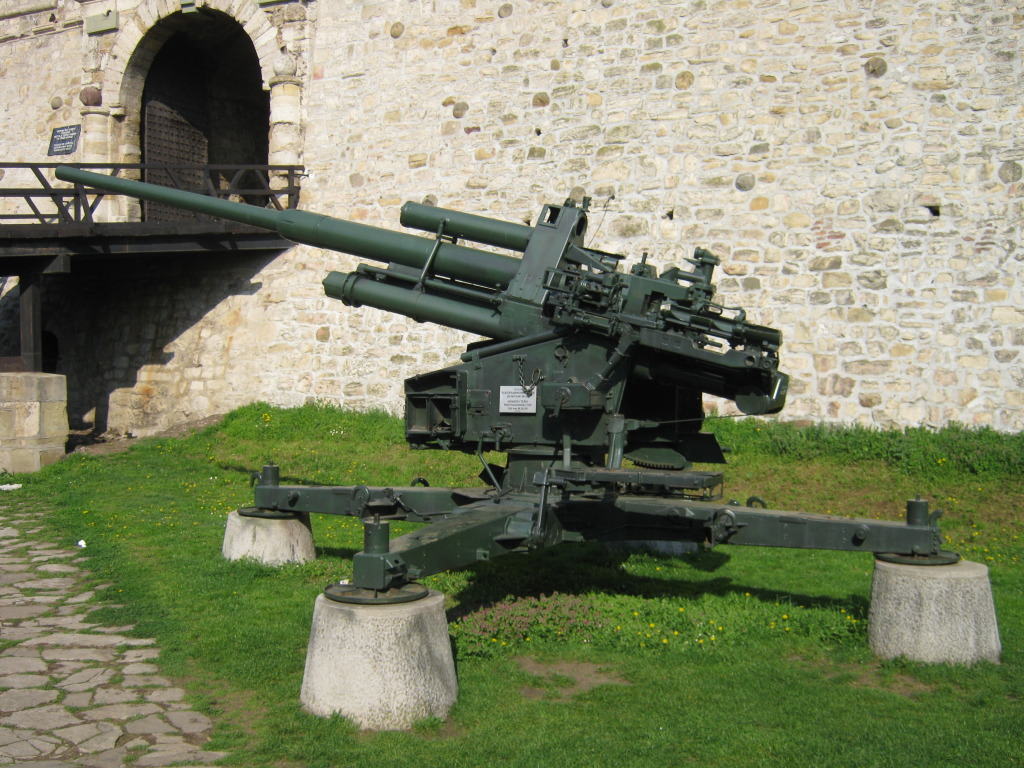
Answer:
[57,166,960,604]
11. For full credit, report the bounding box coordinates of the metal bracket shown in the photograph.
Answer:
[532,467,566,543]
[875,550,960,566]
[250,462,280,487]
[415,220,455,291]
[237,506,298,520]
[323,582,429,604]
[705,509,744,548]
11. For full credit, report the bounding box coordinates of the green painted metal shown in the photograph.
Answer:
[54,166,521,290]
[324,270,506,339]
[324,582,430,604]
[400,201,534,251]
[55,166,959,602]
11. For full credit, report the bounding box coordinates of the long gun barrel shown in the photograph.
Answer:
[55,164,788,414]
[54,166,521,291]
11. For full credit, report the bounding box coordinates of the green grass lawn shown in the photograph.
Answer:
[6,403,1023,768]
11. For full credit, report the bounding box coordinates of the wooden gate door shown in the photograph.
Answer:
[141,36,209,222]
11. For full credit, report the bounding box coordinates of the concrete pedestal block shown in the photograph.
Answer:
[868,558,1001,665]
[0,373,68,473]
[300,591,457,730]
[221,510,315,566]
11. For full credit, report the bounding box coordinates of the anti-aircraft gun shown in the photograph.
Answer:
[56,166,958,604]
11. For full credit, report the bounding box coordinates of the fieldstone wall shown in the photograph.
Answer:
[295,0,1023,431]
[38,255,280,435]
[0,4,86,164]
[0,0,1021,434]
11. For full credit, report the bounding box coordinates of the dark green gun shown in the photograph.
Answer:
[55,166,957,603]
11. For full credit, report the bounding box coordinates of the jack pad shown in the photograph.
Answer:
[876,550,960,566]
[324,582,429,604]
[238,506,300,520]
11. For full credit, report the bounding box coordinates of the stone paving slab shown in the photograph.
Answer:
[0,504,228,767]
[0,659,47,675]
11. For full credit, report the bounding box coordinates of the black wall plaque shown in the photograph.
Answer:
[47,125,81,156]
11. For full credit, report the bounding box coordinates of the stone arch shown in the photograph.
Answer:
[99,1,281,165]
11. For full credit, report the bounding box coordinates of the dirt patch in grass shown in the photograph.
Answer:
[793,654,935,699]
[67,414,226,456]
[516,656,629,700]
[851,669,934,698]
[410,718,467,741]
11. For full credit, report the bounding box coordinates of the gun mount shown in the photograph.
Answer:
[56,166,958,603]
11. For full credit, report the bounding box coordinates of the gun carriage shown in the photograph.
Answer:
[55,166,958,604]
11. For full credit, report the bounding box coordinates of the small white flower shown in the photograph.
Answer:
[77,540,87,548]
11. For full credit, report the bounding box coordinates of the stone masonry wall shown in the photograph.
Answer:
[295,0,1024,430]
[0,0,1021,434]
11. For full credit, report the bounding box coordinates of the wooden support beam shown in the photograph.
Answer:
[18,273,42,372]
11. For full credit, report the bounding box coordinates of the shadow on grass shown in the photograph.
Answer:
[442,542,870,622]
[315,546,360,560]
[296,503,871,621]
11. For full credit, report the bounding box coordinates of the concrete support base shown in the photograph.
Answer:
[221,510,315,566]
[868,558,1001,665]
[300,591,457,730]
[0,373,68,474]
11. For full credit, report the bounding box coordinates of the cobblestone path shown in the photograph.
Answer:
[0,503,227,767]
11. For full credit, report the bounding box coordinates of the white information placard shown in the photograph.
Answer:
[499,386,537,414]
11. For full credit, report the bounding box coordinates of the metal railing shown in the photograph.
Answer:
[0,163,304,225]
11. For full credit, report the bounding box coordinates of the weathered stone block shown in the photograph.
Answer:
[818,374,854,397]
[845,359,891,375]
[605,124,642,143]
[12,402,40,437]
[809,256,842,271]
[609,216,649,238]
[847,308,876,322]
[2,447,42,473]
[0,373,68,474]
[993,306,1024,324]
[822,272,852,288]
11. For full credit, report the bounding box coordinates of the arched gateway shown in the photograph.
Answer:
[138,11,269,220]
[0,2,305,439]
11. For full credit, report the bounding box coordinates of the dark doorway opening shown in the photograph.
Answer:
[141,10,270,221]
